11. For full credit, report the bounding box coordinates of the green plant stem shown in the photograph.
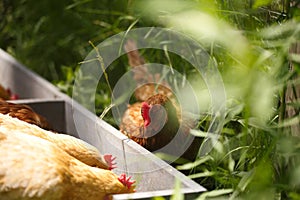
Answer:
[88,40,120,119]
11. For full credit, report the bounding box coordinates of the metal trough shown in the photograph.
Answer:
[0,49,206,199]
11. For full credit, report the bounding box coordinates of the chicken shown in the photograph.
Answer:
[0,114,135,200]
[0,100,52,130]
[120,40,201,161]
[0,112,115,170]
[0,84,18,100]
[0,83,48,130]
[120,94,178,150]
[0,97,116,169]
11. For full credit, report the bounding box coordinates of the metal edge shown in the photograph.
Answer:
[0,48,69,100]
[113,187,206,200]
[123,139,206,190]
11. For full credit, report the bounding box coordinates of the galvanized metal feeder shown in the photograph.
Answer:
[0,49,206,199]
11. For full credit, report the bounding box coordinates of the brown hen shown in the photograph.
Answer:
[0,84,18,100]
[120,40,201,161]
[120,94,179,151]
[0,100,52,130]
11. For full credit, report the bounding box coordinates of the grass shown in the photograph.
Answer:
[1,0,300,199]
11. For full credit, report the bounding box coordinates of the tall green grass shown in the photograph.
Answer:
[1,0,300,199]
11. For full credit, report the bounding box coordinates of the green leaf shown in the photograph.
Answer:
[290,165,300,186]
[188,171,215,179]
[238,118,270,131]
[177,156,212,170]
[274,116,300,128]
[261,20,299,39]
[228,154,235,172]
[237,169,255,191]
[253,0,273,8]
[155,153,189,165]
[166,10,250,60]
[222,128,235,135]
[197,189,233,200]
[171,179,184,200]
[152,197,166,200]
[190,129,209,137]
[290,53,300,63]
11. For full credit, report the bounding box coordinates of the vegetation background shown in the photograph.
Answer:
[1,0,300,199]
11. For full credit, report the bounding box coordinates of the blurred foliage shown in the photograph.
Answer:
[1,0,300,199]
[134,0,300,199]
[0,0,136,81]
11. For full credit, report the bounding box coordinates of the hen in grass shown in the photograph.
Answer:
[120,94,179,151]
[120,40,201,161]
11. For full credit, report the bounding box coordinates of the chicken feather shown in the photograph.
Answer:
[0,100,51,130]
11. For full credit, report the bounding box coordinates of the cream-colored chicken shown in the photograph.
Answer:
[0,113,114,170]
[0,113,135,200]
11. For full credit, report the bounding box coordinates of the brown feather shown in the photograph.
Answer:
[0,100,52,130]
[0,84,10,100]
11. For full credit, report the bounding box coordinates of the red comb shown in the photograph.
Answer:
[10,94,19,100]
[118,173,135,189]
[103,154,116,170]
[141,102,151,127]
[6,88,19,100]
